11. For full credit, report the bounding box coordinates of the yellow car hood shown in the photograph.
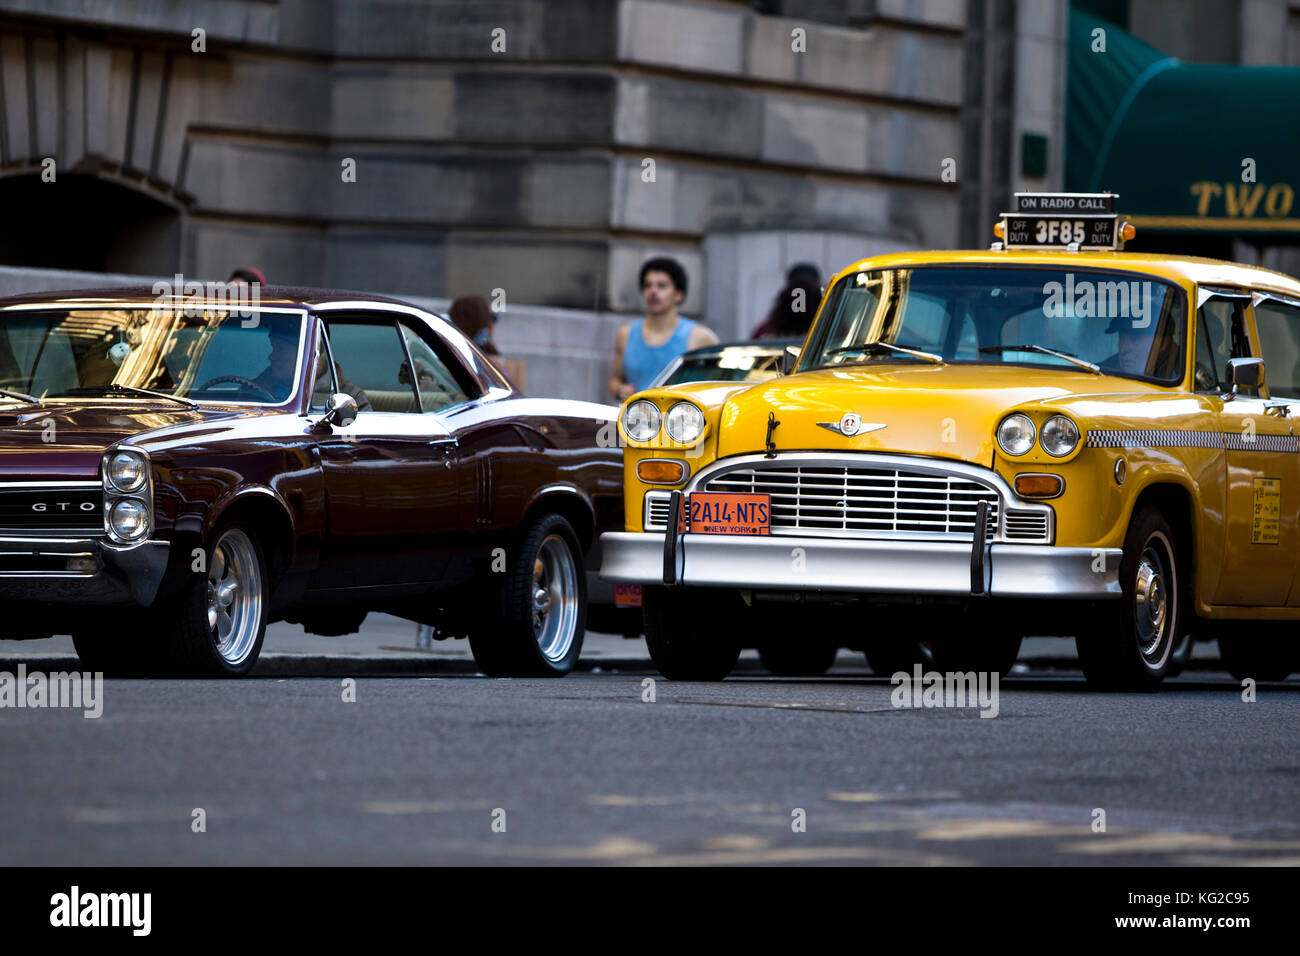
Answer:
[716,363,1161,465]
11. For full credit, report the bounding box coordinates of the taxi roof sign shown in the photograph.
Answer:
[995,192,1131,252]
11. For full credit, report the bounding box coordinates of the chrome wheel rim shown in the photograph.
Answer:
[1133,531,1175,667]
[532,534,578,663]
[206,529,262,666]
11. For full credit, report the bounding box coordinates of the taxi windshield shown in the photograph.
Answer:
[0,307,304,405]
[801,266,1186,383]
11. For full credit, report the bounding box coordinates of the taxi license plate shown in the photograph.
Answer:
[681,492,771,535]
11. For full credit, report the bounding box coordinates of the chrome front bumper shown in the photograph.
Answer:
[0,536,171,605]
[599,531,1122,599]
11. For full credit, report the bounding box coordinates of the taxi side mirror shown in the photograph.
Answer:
[323,392,359,427]
[781,345,801,375]
[1226,357,1264,398]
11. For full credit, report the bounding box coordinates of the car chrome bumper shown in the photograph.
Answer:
[0,536,171,606]
[598,531,1122,599]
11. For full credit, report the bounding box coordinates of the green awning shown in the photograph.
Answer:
[1066,8,1300,239]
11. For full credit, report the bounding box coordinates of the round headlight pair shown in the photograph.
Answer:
[623,400,704,444]
[109,498,149,540]
[106,450,149,493]
[997,414,1078,457]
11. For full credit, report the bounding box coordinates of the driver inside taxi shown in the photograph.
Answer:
[1104,316,1174,378]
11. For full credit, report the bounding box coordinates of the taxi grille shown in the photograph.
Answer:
[0,485,104,535]
[701,464,1000,539]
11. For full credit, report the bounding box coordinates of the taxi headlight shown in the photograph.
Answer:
[106,450,148,493]
[623,400,662,443]
[997,414,1036,456]
[1040,415,1079,457]
[109,498,149,541]
[664,402,705,444]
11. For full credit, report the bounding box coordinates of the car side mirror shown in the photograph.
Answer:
[322,392,358,427]
[1226,357,1264,397]
[781,345,801,375]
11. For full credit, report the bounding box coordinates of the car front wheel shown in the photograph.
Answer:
[155,523,270,677]
[1075,507,1182,690]
[469,513,587,677]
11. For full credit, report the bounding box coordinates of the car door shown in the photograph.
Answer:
[1197,289,1300,606]
[1245,291,1300,605]
[308,311,462,595]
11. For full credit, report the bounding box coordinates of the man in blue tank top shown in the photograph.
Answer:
[609,257,719,400]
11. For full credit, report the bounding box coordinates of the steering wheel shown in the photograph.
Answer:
[197,375,276,402]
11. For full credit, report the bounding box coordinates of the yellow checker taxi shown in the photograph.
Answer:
[601,193,1300,688]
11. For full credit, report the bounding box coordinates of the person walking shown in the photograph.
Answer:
[609,257,718,400]
[750,263,823,339]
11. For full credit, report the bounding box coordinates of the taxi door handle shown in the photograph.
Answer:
[1264,402,1291,418]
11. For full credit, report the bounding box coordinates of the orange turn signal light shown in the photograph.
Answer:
[1014,474,1063,499]
[1120,221,1136,241]
[993,221,1005,239]
[637,459,686,485]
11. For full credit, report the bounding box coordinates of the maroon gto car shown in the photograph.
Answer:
[0,286,627,677]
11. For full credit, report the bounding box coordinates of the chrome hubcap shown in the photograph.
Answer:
[1133,532,1174,666]
[532,534,578,663]
[205,529,262,666]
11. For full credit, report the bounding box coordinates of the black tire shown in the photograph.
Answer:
[1217,630,1300,682]
[927,629,1023,678]
[758,637,838,677]
[152,522,270,677]
[468,513,587,677]
[862,636,933,677]
[71,613,159,677]
[642,586,742,680]
[1075,507,1183,690]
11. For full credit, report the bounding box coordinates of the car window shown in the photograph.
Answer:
[1252,298,1300,400]
[322,317,417,413]
[1195,297,1255,394]
[399,322,471,412]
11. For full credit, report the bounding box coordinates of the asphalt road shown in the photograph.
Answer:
[2,621,1298,866]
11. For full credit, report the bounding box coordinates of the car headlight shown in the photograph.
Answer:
[664,402,705,444]
[109,498,149,540]
[997,414,1036,456]
[1040,415,1079,457]
[623,400,662,443]
[106,450,148,493]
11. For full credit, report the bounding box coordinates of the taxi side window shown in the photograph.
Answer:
[1195,298,1255,395]
[1252,299,1300,400]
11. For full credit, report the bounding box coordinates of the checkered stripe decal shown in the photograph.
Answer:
[1086,429,1299,453]
[1224,432,1300,453]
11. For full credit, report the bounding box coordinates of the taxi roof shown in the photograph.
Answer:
[833,250,1300,300]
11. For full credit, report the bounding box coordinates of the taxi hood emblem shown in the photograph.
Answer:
[817,413,886,437]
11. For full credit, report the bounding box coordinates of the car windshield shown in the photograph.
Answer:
[0,307,305,404]
[800,266,1186,383]
[662,349,785,386]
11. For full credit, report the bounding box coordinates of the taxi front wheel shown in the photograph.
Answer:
[643,586,742,681]
[1075,507,1183,691]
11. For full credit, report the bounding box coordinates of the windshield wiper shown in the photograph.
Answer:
[0,387,39,404]
[828,342,944,365]
[978,344,1101,374]
[55,384,199,408]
